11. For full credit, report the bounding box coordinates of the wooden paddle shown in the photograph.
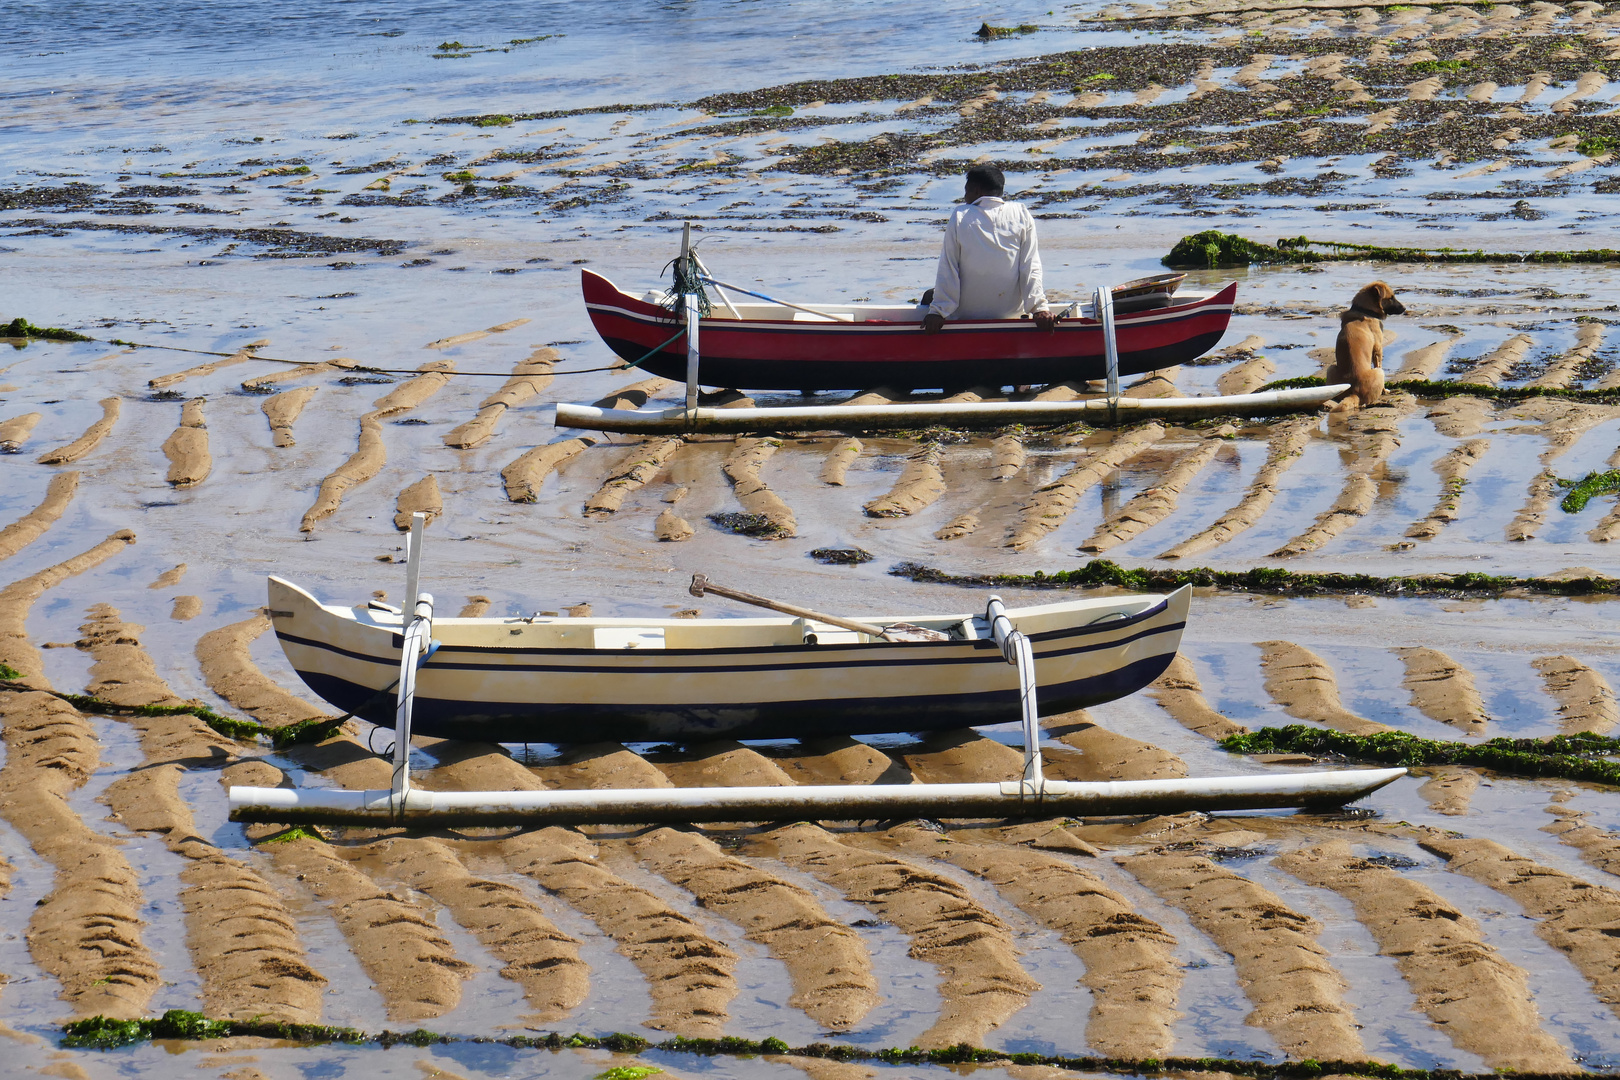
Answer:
[688,574,947,642]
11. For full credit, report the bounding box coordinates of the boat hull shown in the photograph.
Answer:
[582,269,1236,390]
[269,577,1190,743]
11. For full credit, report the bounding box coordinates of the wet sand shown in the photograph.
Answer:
[6,2,1620,1076]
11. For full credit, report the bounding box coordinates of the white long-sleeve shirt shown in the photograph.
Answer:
[928,196,1048,321]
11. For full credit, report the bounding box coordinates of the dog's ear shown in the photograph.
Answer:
[1351,282,1384,313]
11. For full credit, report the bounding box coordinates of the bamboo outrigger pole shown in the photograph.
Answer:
[554,384,1351,435]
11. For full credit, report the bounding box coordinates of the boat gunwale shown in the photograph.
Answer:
[273,615,1186,676]
[270,577,1182,657]
[584,268,1236,335]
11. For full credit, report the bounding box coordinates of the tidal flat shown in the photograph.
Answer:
[5,1,1620,1077]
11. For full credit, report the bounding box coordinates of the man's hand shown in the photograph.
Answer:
[1032,309,1060,331]
[922,313,945,334]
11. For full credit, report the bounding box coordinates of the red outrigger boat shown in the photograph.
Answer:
[582,268,1237,391]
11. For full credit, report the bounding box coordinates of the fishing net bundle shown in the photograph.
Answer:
[660,248,713,318]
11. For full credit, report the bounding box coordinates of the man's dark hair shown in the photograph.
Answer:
[965,165,1005,195]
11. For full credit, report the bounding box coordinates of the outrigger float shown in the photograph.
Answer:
[228,516,1405,827]
[555,225,1347,435]
[558,384,1348,435]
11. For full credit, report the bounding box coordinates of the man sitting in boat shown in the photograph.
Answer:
[922,165,1057,334]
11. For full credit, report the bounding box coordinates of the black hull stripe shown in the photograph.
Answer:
[295,653,1177,741]
[600,336,1226,389]
[276,620,1184,677]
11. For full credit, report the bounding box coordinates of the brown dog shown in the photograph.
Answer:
[1325,281,1406,412]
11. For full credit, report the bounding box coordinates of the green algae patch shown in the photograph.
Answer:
[384,1029,449,1047]
[1163,231,1317,270]
[1222,725,1620,786]
[976,22,1039,38]
[268,713,348,748]
[1556,469,1620,513]
[0,677,342,747]
[1167,231,1620,268]
[528,1033,652,1052]
[145,700,261,740]
[1578,134,1620,157]
[1259,375,1620,406]
[258,824,327,845]
[63,1010,232,1049]
[2,317,92,342]
[1407,58,1472,74]
[660,1035,792,1056]
[51,1014,1608,1080]
[889,558,1618,599]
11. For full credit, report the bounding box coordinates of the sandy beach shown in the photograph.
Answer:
[5,1,1620,1076]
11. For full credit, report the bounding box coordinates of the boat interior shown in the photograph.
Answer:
[634,281,1208,324]
[335,593,1163,651]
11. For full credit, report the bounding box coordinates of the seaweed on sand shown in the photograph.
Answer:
[1163,231,1318,270]
[809,548,873,565]
[708,512,788,538]
[889,558,1619,599]
[1222,726,1620,786]
[52,1016,1606,1080]
[1166,230,1620,268]
[3,217,406,258]
[62,1010,232,1048]
[1555,469,1620,513]
[975,22,1039,38]
[2,317,92,342]
[1260,376,1620,406]
[0,675,343,747]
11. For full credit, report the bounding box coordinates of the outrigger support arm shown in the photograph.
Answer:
[384,512,437,822]
[679,222,702,414]
[390,591,434,812]
[1095,283,1121,417]
[691,252,741,319]
[986,595,1043,793]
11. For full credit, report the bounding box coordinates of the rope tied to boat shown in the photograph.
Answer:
[620,324,688,371]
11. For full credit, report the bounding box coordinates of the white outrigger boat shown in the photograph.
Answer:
[228,516,1405,827]
[263,575,1190,744]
